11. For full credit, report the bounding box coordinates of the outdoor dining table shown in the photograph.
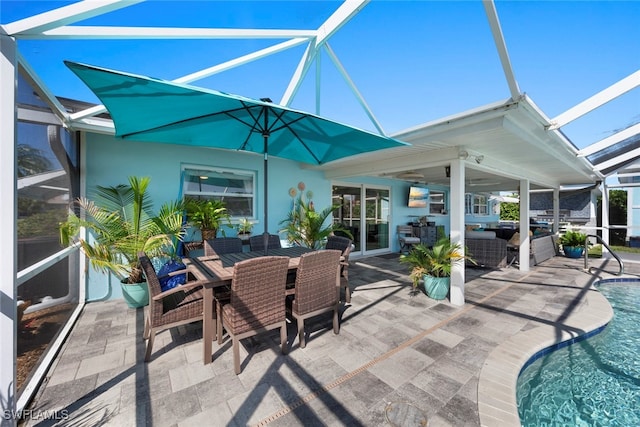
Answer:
[183,246,316,364]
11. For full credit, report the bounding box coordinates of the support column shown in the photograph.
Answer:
[586,188,598,236]
[449,160,465,306]
[0,33,18,426]
[553,188,560,234]
[519,179,530,271]
[602,183,610,247]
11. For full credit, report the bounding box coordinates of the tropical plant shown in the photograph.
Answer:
[400,238,475,288]
[235,217,254,235]
[59,176,186,284]
[558,229,588,248]
[184,198,231,239]
[280,196,352,249]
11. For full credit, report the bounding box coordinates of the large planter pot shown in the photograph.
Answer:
[563,246,584,258]
[121,280,149,308]
[423,275,450,300]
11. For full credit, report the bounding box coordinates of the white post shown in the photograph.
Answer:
[519,179,530,271]
[602,183,610,247]
[625,186,632,246]
[449,160,466,306]
[553,188,560,234]
[0,32,18,426]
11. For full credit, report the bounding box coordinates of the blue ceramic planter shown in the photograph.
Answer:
[121,281,149,308]
[564,246,584,258]
[423,275,450,300]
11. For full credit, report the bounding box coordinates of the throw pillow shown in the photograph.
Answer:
[157,259,187,292]
[508,232,520,245]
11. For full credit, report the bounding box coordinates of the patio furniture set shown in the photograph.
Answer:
[138,235,353,374]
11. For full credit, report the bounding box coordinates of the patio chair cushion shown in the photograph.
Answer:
[157,259,187,291]
[466,230,496,240]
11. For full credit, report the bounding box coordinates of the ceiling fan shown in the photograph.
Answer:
[396,171,425,181]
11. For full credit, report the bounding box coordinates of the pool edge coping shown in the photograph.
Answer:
[477,280,615,427]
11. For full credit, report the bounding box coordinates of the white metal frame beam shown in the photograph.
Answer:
[281,0,369,106]
[12,26,316,40]
[548,69,640,130]
[578,122,640,157]
[592,147,640,172]
[323,42,385,135]
[0,31,18,426]
[483,0,520,100]
[2,0,142,36]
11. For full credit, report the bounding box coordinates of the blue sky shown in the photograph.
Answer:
[2,0,639,150]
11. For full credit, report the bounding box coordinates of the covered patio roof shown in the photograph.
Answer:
[321,95,600,192]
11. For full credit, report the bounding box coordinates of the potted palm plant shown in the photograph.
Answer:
[184,198,231,240]
[400,237,474,300]
[59,176,186,308]
[235,217,254,241]
[280,196,352,249]
[559,229,588,258]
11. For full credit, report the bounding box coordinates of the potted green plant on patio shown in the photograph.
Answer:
[559,229,588,258]
[400,237,475,300]
[280,195,352,249]
[185,198,231,240]
[59,176,186,308]
[235,217,254,241]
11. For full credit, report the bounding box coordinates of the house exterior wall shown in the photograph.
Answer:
[83,132,329,301]
[83,133,482,300]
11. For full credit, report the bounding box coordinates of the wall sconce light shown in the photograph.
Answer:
[458,150,469,160]
[445,166,451,178]
[475,155,484,164]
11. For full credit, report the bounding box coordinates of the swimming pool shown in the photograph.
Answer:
[517,279,640,426]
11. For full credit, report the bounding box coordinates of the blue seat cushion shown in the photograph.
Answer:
[157,259,187,292]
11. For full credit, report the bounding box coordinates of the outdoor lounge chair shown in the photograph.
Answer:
[138,252,210,362]
[217,256,290,374]
[397,225,420,253]
[249,234,282,251]
[288,250,341,348]
[325,235,354,303]
[204,237,243,257]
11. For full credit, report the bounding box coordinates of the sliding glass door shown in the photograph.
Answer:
[332,184,390,255]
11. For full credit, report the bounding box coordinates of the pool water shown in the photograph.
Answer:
[517,280,640,426]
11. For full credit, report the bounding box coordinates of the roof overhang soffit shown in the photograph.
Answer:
[502,114,598,180]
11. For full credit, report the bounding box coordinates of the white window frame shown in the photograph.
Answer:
[428,190,446,215]
[465,193,489,215]
[181,164,257,221]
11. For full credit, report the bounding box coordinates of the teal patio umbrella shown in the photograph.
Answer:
[65,61,408,252]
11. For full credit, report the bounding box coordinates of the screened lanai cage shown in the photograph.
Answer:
[2,1,639,420]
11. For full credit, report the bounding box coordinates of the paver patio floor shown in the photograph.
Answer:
[24,253,639,426]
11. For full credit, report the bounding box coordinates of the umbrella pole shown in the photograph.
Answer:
[263,108,269,255]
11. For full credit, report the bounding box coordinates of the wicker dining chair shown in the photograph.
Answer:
[325,235,354,303]
[138,252,210,362]
[248,234,281,251]
[204,237,243,257]
[217,256,290,374]
[289,249,342,348]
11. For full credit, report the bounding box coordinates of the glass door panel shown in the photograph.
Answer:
[365,188,390,253]
[332,185,361,252]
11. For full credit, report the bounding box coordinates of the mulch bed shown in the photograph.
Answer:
[17,303,75,391]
